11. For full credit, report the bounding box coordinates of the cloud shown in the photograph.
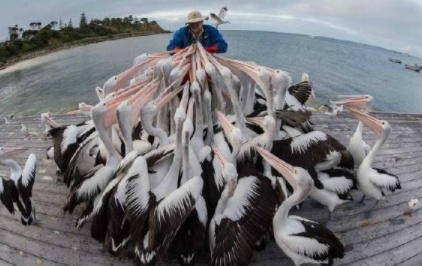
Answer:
[0,1,421,57]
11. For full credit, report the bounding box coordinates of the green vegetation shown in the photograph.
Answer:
[0,13,170,66]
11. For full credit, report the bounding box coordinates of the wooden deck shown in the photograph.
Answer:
[0,111,421,266]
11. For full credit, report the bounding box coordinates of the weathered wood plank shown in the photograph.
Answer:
[1,112,422,265]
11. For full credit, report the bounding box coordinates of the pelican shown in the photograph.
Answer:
[324,100,343,117]
[63,82,158,213]
[334,95,374,166]
[210,6,229,28]
[78,102,94,116]
[0,147,37,225]
[348,108,400,205]
[257,147,345,266]
[214,112,277,265]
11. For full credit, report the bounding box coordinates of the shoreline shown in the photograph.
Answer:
[0,31,171,71]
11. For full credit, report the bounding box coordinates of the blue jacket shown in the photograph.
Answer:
[166,25,228,53]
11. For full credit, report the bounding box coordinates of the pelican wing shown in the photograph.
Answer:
[287,81,313,107]
[289,216,345,261]
[212,176,276,265]
[325,134,354,170]
[149,176,203,252]
[145,143,175,166]
[218,6,228,19]
[320,176,354,195]
[19,153,37,199]
[64,131,99,187]
[107,176,132,255]
[0,178,18,214]
[125,157,152,243]
[370,168,401,192]
[275,110,312,128]
[271,138,323,189]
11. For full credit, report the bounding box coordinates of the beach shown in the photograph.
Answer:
[0,31,170,71]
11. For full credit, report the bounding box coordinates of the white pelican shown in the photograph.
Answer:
[0,147,37,225]
[348,108,401,205]
[213,112,277,265]
[248,116,354,217]
[257,147,345,266]
[63,82,158,213]
[169,110,208,265]
[210,6,229,28]
[334,95,374,166]
[324,100,344,117]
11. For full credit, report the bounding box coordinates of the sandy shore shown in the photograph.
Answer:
[0,31,170,71]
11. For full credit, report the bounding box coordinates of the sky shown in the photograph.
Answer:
[1,0,422,57]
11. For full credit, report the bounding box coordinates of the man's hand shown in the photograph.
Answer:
[174,47,183,53]
[205,44,219,53]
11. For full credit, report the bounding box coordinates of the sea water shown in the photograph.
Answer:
[1,31,421,116]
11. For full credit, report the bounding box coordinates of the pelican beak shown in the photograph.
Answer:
[179,82,190,110]
[0,147,28,158]
[348,107,383,138]
[334,95,372,110]
[211,145,226,168]
[126,80,161,127]
[187,98,195,120]
[42,115,61,128]
[246,116,265,128]
[216,110,234,136]
[79,103,93,112]
[102,80,159,128]
[155,85,184,110]
[256,147,296,188]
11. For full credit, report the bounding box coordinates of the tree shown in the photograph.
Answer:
[59,19,64,29]
[80,12,88,28]
[140,18,148,24]
[50,21,58,30]
[8,25,19,40]
[22,30,35,39]
[30,22,37,30]
[68,19,73,28]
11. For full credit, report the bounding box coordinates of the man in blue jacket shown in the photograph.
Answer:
[167,10,228,53]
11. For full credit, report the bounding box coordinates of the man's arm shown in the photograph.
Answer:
[166,29,184,51]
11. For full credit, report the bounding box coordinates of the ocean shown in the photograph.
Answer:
[0,30,421,116]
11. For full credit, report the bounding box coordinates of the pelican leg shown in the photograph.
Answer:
[364,200,379,219]
[32,206,38,225]
[359,195,366,203]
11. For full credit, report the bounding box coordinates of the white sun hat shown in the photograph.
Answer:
[186,10,209,24]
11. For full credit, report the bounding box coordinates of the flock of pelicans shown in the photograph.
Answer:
[1,43,402,266]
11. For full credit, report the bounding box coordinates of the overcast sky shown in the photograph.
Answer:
[2,0,422,57]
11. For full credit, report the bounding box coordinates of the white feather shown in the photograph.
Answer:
[321,176,354,194]
[223,176,258,221]
[291,131,328,154]
[156,176,203,224]
[195,196,208,226]
[126,156,151,215]
[21,153,36,187]
[76,166,114,200]
[368,169,399,189]
[61,125,78,154]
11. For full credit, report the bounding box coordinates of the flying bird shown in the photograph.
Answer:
[210,6,229,28]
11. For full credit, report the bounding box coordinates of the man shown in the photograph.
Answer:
[167,10,228,53]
